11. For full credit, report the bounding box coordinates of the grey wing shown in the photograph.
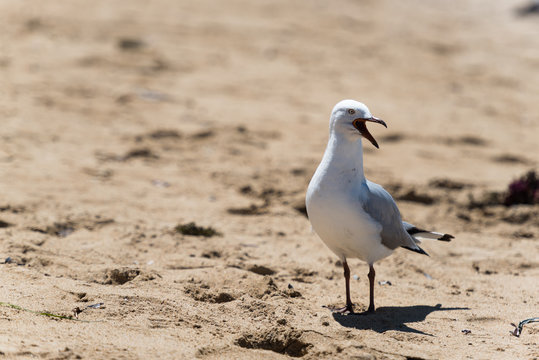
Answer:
[361,181,418,250]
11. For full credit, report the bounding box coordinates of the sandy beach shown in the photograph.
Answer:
[1,0,538,358]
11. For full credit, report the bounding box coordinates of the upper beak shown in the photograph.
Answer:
[353,116,387,149]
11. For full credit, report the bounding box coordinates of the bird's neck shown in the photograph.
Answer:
[321,133,366,182]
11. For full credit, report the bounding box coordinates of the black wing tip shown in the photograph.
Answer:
[406,227,427,235]
[439,234,454,242]
[401,246,429,256]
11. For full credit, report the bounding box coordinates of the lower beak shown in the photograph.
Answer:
[353,117,388,149]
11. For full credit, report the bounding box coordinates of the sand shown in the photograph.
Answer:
[1,0,538,358]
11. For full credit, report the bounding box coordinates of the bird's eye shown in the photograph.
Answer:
[347,109,355,115]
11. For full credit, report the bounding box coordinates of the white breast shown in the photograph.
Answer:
[306,180,393,264]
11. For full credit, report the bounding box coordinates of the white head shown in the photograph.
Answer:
[329,99,387,148]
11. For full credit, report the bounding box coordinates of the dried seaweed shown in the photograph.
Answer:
[504,170,538,206]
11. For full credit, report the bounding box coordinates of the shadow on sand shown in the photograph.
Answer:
[332,304,468,336]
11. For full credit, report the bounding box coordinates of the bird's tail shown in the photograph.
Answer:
[401,221,453,256]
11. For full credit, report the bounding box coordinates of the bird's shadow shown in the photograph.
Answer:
[332,304,468,336]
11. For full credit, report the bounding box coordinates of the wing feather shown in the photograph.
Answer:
[361,181,417,250]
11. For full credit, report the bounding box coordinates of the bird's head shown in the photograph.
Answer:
[329,99,387,148]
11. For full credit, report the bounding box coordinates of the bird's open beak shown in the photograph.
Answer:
[353,117,387,149]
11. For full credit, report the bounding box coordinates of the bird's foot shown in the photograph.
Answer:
[324,304,355,315]
[357,307,376,316]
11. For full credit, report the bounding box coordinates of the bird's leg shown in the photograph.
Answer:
[367,265,375,313]
[331,259,354,314]
[344,260,353,312]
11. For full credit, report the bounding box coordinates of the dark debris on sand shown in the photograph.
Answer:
[503,170,538,206]
[467,170,538,209]
[175,222,221,237]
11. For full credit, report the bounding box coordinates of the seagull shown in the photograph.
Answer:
[306,99,453,314]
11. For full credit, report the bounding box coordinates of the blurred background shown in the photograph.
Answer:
[0,0,537,358]
[1,0,537,187]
